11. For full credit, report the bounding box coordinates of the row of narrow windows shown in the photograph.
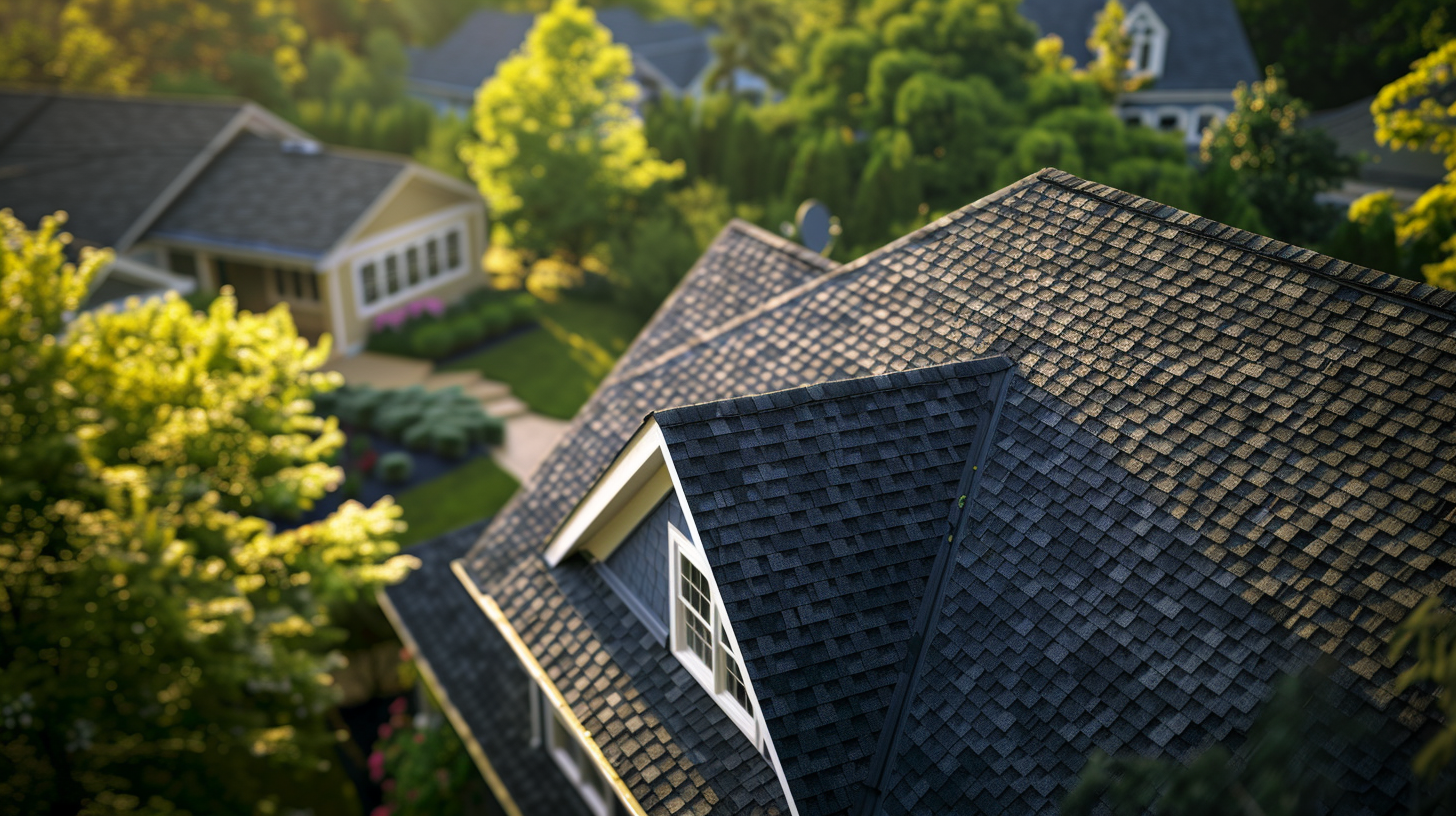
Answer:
[359,228,462,306]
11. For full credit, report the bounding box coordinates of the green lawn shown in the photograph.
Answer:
[444,299,648,420]
[393,455,520,547]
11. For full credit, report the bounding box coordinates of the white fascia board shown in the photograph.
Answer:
[1120,88,1236,104]
[657,436,803,816]
[544,418,668,567]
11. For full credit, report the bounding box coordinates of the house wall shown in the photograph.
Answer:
[329,203,487,355]
[355,176,476,241]
[601,494,689,631]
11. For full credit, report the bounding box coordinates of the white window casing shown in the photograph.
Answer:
[351,220,470,317]
[1124,2,1169,80]
[537,682,616,816]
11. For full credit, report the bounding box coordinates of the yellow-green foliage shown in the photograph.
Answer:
[460,0,682,259]
[0,210,411,814]
[1391,596,1456,780]
[1357,39,1456,290]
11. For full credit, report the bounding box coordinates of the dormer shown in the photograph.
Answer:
[1124,2,1169,80]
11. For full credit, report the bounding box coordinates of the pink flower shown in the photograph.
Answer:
[378,723,393,740]
[370,805,394,816]
[389,697,409,716]
[368,750,385,782]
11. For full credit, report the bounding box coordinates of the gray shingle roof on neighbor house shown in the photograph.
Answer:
[146,132,407,260]
[1019,0,1259,91]
[0,90,245,247]
[390,168,1456,816]
[407,7,711,99]
[1309,96,1449,193]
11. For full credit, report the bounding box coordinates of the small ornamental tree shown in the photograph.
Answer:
[460,0,682,261]
[0,210,413,815]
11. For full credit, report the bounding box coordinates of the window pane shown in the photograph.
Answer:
[293,270,306,299]
[385,255,400,294]
[406,247,420,285]
[721,626,752,713]
[275,267,288,297]
[446,230,461,269]
[362,263,378,304]
[308,273,320,301]
[427,239,440,277]
[684,608,712,666]
[168,250,198,279]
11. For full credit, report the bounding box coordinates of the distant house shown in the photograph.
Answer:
[1020,0,1260,145]
[407,8,757,116]
[381,167,1456,815]
[0,90,487,354]
[1309,95,1448,206]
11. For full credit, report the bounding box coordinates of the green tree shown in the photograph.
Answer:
[1233,0,1451,110]
[1084,0,1150,99]
[460,0,682,260]
[1200,67,1356,244]
[703,0,796,93]
[0,211,412,815]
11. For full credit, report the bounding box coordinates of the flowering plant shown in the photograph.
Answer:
[369,695,477,816]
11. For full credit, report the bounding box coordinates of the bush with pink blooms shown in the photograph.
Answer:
[366,291,536,360]
[369,695,481,816]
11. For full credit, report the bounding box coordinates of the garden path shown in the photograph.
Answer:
[321,352,569,483]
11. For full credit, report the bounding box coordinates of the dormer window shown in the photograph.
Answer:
[670,525,756,727]
[1124,2,1168,80]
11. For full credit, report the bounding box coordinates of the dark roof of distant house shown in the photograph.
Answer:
[0,90,246,248]
[1019,0,1259,91]
[407,7,711,98]
[440,167,1456,816]
[381,522,596,816]
[1309,96,1449,192]
[146,132,406,260]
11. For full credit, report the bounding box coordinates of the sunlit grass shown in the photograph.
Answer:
[393,456,519,547]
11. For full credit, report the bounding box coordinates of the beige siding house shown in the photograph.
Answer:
[0,89,487,355]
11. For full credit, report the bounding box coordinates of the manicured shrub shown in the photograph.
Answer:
[348,434,374,457]
[448,313,486,350]
[312,388,340,416]
[336,387,385,430]
[375,404,425,441]
[365,327,412,357]
[378,451,415,485]
[432,425,470,460]
[411,323,454,358]
[341,472,363,499]
[402,423,433,452]
[477,303,510,336]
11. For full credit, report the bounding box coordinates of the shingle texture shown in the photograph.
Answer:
[408,7,710,96]
[146,132,405,259]
[601,494,686,630]
[655,359,1010,816]
[455,169,1456,815]
[381,522,594,816]
[0,91,243,246]
[1019,0,1259,90]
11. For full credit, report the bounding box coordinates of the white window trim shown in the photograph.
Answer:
[540,686,615,816]
[1153,105,1188,135]
[669,525,760,741]
[351,220,470,319]
[1124,2,1169,80]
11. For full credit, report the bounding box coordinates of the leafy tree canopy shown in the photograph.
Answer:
[0,211,412,815]
[461,0,682,260]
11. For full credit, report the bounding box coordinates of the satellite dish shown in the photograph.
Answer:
[795,199,840,255]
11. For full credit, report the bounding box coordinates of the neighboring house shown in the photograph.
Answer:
[406,8,762,116]
[0,89,487,353]
[1020,0,1260,146]
[382,167,1456,815]
[1309,95,1449,207]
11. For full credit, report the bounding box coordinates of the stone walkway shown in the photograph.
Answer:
[322,352,568,483]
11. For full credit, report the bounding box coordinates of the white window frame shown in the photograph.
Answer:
[351,220,470,318]
[1124,2,1169,80]
[538,684,616,816]
[668,525,759,741]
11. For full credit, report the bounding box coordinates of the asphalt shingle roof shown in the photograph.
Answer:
[408,8,711,97]
[0,90,244,247]
[1019,0,1259,91]
[146,132,406,260]
[447,168,1455,815]
[655,359,1012,815]
[382,522,595,816]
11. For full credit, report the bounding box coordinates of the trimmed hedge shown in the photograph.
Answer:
[379,451,415,484]
[325,383,504,461]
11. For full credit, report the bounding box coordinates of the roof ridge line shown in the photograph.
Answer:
[654,357,1014,420]
[613,173,1065,384]
[1035,168,1456,319]
[725,218,840,271]
[850,366,1013,816]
